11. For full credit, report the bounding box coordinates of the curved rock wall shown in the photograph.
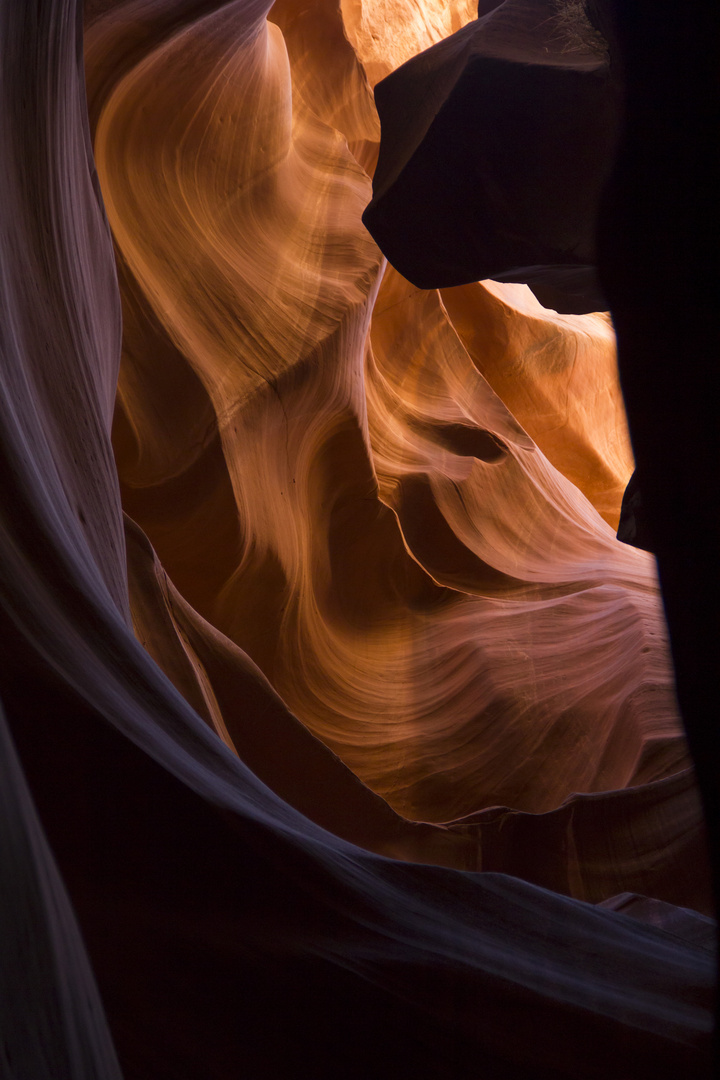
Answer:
[0,1,714,1076]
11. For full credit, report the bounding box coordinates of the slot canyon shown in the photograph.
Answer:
[1,1,717,1077]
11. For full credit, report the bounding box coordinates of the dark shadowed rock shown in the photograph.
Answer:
[363,0,618,313]
[617,469,654,552]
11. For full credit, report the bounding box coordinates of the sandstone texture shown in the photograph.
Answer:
[0,1,715,1077]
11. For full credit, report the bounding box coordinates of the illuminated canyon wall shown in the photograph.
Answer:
[0,0,715,1077]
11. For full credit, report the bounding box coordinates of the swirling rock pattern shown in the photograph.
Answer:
[0,0,714,1077]
[93,0,683,824]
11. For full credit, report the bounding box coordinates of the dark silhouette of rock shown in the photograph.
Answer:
[617,469,654,552]
[363,0,619,313]
[594,0,720,1027]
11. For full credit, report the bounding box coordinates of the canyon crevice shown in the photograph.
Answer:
[0,1,716,1076]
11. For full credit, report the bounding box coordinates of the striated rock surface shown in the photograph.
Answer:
[0,0,714,1076]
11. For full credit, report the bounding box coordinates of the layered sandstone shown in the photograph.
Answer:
[0,1,714,1077]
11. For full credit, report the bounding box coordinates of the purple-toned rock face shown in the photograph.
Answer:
[0,1,715,1077]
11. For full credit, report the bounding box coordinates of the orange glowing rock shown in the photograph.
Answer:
[89,0,687,830]
[0,2,712,1077]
